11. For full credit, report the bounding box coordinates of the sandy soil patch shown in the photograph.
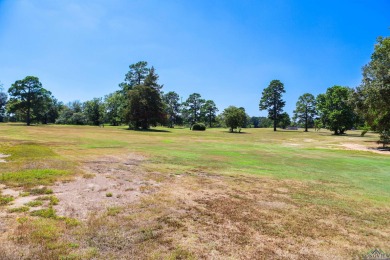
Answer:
[52,154,159,219]
[341,143,390,155]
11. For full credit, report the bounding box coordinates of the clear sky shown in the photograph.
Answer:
[0,0,389,117]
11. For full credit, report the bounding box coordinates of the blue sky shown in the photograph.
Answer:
[0,0,389,117]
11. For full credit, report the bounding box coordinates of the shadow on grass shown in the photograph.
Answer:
[222,131,251,134]
[124,128,172,133]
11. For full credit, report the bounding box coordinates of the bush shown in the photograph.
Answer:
[191,123,206,131]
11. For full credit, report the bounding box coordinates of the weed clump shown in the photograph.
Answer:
[30,207,57,218]
[25,200,43,207]
[8,206,30,213]
[0,195,14,206]
[29,187,53,195]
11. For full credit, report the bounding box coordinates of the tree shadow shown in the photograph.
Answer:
[222,131,250,134]
[124,128,171,133]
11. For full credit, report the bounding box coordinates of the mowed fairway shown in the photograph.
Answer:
[0,123,389,259]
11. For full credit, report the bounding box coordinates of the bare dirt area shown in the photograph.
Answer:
[52,154,159,220]
[340,143,390,155]
[1,154,389,259]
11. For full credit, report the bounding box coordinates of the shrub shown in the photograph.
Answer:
[191,123,206,131]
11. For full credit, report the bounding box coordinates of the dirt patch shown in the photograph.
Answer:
[52,154,159,220]
[0,154,10,163]
[341,143,390,155]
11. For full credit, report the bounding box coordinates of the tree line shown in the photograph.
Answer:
[0,36,389,144]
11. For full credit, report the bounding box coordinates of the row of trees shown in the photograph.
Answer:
[257,36,389,147]
[0,36,388,141]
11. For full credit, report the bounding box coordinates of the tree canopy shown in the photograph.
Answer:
[293,93,317,132]
[163,91,181,128]
[0,83,7,122]
[126,85,165,129]
[7,76,51,125]
[223,106,247,133]
[183,93,205,126]
[201,100,218,128]
[119,61,150,92]
[356,36,390,133]
[316,85,356,135]
[259,80,286,131]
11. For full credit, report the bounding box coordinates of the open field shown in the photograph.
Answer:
[0,123,389,259]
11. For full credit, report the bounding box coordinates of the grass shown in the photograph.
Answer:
[0,195,14,206]
[0,123,389,258]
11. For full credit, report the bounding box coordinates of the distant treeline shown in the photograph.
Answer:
[0,36,389,144]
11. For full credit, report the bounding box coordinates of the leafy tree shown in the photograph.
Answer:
[201,100,218,128]
[277,112,291,129]
[258,117,273,128]
[104,91,125,126]
[35,95,62,124]
[126,85,165,129]
[119,61,150,93]
[84,98,105,126]
[293,93,317,132]
[316,85,356,135]
[0,83,7,122]
[356,36,390,134]
[250,116,260,128]
[7,76,51,125]
[182,93,205,126]
[259,80,286,131]
[56,101,87,125]
[223,106,247,133]
[163,91,181,128]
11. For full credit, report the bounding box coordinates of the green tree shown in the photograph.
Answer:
[104,91,125,126]
[250,116,260,128]
[356,36,390,135]
[277,112,291,129]
[34,95,62,124]
[163,91,181,128]
[7,76,51,125]
[182,93,205,126]
[201,100,218,128]
[126,85,165,129]
[119,61,150,93]
[144,66,163,92]
[0,82,7,122]
[259,80,286,131]
[316,85,356,135]
[84,98,105,126]
[56,101,86,125]
[293,93,317,132]
[223,106,247,133]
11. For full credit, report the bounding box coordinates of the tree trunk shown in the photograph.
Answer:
[304,106,308,132]
[273,91,277,131]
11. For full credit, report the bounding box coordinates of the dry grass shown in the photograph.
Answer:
[0,123,389,259]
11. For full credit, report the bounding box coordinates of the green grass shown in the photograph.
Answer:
[0,169,72,187]
[1,123,389,258]
[8,206,30,213]
[1,123,389,205]
[0,195,14,206]
[30,207,57,218]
